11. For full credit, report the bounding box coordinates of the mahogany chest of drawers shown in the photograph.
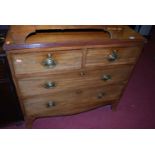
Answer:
[3,26,146,128]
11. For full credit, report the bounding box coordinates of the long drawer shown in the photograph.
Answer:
[10,49,82,75]
[18,65,133,97]
[23,84,125,116]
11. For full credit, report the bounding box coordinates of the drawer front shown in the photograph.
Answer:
[11,49,82,75]
[23,84,124,116]
[18,65,133,97]
[86,47,141,67]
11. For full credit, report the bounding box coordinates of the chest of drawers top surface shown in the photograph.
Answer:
[3,25,146,51]
[3,25,146,128]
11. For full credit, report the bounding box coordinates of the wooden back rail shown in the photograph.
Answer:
[7,25,124,44]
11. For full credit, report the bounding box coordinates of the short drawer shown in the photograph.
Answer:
[11,49,82,75]
[18,65,133,97]
[86,46,141,67]
[23,84,124,116]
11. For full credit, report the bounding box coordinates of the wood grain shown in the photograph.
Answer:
[18,65,133,98]
[5,25,146,128]
[11,49,82,75]
[5,25,124,44]
[86,46,142,67]
[26,31,110,43]
[23,84,125,117]
[3,26,146,51]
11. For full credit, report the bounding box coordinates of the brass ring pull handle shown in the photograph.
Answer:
[42,53,56,68]
[46,101,56,108]
[97,92,105,99]
[108,50,118,62]
[101,75,111,81]
[44,81,56,89]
